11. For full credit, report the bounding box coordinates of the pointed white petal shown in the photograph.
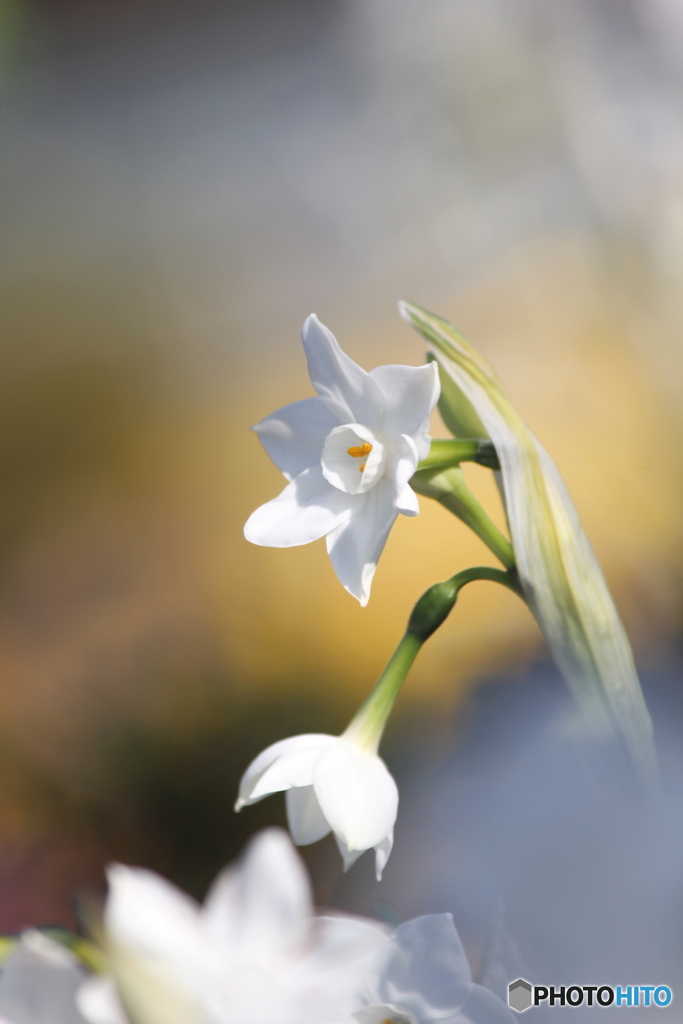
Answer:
[334,834,365,873]
[313,742,398,852]
[400,301,657,782]
[302,315,385,429]
[369,361,440,457]
[77,977,131,1024]
[105,865,203,965]
[326,479,398,606]
[374,831,393,881]
[252,397,341,482]
[244,465,362,548]
[204,828,312,958]
[286,785,332,845]
[379,915,472,1018]
[236,734,338,807]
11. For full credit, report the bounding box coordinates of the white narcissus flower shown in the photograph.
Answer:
[78,828,388,1024]
[244,314,440,606]
[400,301,657,782]
[352,914,516,1024]
[235,729,398,881]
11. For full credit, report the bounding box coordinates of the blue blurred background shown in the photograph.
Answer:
[0,0,682,1014]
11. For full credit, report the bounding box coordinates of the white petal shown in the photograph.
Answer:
[78,976,131,1024]
[296,916,390,1022]
[235,734,338,807]
[244,465,362,547]
[313,742,398,852]
[326,479,398,606]
[204,828,312,958]
[379,915,472,1018]
[389,434,420,516]
[312,915,389,972]
[458,985,517,1024]
[286,786,332,844]
[374,831,394,881]
[334,834,365,873]
[369,361,440,458]
[252,397,341,482]
[105,865,204,965]
[302,315,385,428]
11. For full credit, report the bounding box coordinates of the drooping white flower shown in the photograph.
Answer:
[244,314,440,605]
[399,301,657,782]
[235,729,398,881]
[78,828,387,1024]
[0,929,88,1024]
[352,914,515,1024]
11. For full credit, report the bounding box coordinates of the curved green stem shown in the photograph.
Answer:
[344,566,525,752]
[411,466,515,570]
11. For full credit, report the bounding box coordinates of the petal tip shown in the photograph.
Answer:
[301,312,320,337]
[397,299,416,322]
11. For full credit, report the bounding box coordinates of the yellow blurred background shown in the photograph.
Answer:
[0,0,682,927]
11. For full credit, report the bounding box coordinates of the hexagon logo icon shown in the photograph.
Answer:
[508,978,533,1012]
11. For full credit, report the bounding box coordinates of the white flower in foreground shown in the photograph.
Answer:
[78,828,387,1024]
[244,314,440,605]
[352,914,515,1024]
[236,728,398,880]
[0,930,88,1024]
[400,301,657,782]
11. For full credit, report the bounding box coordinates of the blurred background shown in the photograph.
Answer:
[1,0,682,1011]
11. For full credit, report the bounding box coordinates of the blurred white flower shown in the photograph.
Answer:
[0,930,88,1024]
[244,314,440,605]
[78,828,387,1024]
[352,914,515,1024]
[235,732,398,880]
[399,301,657,782]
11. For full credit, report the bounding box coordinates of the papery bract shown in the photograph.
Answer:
[399,301,657,782]
[244,314,440,605]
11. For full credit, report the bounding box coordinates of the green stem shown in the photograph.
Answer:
[344,566,525,753]
[411,466,515,570]
[417,438,500,472]
[343,633,422,753]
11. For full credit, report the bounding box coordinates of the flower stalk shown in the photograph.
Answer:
[411,465,515,570]
[416,438,500,472]
[344,566,523,754]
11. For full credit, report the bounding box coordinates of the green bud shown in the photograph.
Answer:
[427,351,488,439]
[407,578,459,642]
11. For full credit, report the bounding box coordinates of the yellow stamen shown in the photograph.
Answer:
[347,442,372,458]
[359,463,366,472]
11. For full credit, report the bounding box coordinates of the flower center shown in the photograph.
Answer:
[321,425,386,494]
